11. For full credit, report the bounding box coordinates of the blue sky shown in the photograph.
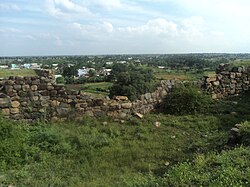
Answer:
[1,0,250,56]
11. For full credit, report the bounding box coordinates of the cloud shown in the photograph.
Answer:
[118,18,178,38]
[0,3,20,11]
[45,0,94,20]
[91,0,122,10]
[72,21,114,40]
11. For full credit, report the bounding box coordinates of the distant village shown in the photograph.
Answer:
[0,56,139,81]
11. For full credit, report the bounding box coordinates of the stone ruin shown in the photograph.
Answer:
[0,69,177,122]
[1,64,250,122]
[202,64,250,99]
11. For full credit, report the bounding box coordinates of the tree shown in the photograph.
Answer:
[161,84,212,115]
[88,69,96,77]
[109,66,157,100]
[62,66,78,78]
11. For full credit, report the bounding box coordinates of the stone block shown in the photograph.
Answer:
[0,97,11,108]
[121,102,132,109]
[22,84,30,91]
[1,108,10,115]
[115,96,128,101]
[31,85,38,91]
[13,85,22,91]
[51,100,60,107]
[11,101,20,108]
[10,108,20,114]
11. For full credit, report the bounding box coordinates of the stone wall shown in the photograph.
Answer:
[202,64,250,99]
[0,69,177,121]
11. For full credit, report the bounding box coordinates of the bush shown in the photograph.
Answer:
[239,121,250,146]
[109,66,157,100]
[126,147,250,187]
[56,77,65,84]
[162,84,212,115]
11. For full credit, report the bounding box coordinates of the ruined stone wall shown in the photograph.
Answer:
[0,69,177,121]
[202,64,250,99]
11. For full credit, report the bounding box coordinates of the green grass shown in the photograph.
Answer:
[229,59,250,68]
[66,82,113,97]
[0,113,229,187]
[154,68,215,81]
[0,69,37,77]
[1,90,250,186]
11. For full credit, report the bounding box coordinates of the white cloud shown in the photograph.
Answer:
[71,21,114,40]
[0,3,20,11]
[91,0,122,10]
[45,0,94,20]
[119,18,178,38]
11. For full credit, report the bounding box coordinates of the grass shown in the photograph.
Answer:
[154,68,216,81]
[1,86,250,186]
[229,59,250,68]
[0,69,37,77]
[0,113,229,187]
[66,82,113,97]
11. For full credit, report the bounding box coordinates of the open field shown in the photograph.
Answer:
[66,82,113,97]
[229,59,250,68]
[0,69,37,77]
[154,69,216,81]
[1,90,250,186]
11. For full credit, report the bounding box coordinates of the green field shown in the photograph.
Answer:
[154,68,216,81]
[1,90,250,186]
[66,82,113,97]
[229,59,250,69]
[0,69,37,77]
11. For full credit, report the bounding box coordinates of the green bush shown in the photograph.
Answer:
[127,147,250,187]
[109,65,157,100]
[162,84,212,115]
[239,121,250,146]
[56,76,65,84]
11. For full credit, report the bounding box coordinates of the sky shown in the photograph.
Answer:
[1,0,250,56]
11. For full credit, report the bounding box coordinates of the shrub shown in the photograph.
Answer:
[56,76,65,84]
[162,84,212,115]
[109,66,157,100]
[239,121,250,146]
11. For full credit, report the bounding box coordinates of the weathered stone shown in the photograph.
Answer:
[118,112,127,119]
[0,97,11,108]
[41,100,49,107]
[212,81,220,86]
[21,102,28,107]
[51,100,60,107]
[115,96,128,101]
[40,96,50,101]
[206,76,217,82]
[230,73,236,79]
[22,85,30,91]
[11,101,20,108]
[32,96,39,101]
[5,85,13,92]
[10,108,20,114]
[56,107,71,116]
[13,85,22,91]
[135,112,143,119]
[39,90,50,96]
[212,94,218,99]
[47,85,54,91]
[236,73,242,78]
[154,121,161,128]
[231,127,240,133]
[121,102,132,109]
[144,93,151,100]
[85,110,94,116]
[1,108,10,115]
[31,85,38,91]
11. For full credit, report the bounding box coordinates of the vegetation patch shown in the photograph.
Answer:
[0,69,37,77]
